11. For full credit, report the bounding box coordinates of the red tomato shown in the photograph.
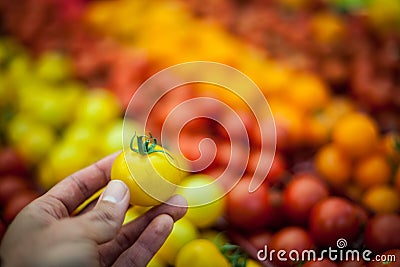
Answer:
[248,231,273,251]
[215,141,248,175]
[364,214,400,253]
[226,177,271,231]
[3,191,39,223]
[0,147,27,176]
[0,176,30,206]
[366,249,400,267]
[309,197,361,247]
[247,151,287,186]
[265,189,286,229]
[269,226,314,267]
[303,259,338,267]
[283,173,329,225]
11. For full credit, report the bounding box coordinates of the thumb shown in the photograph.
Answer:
[73,180,130,244]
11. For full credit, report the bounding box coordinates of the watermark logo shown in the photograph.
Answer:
[123,61,276,207]
[257,238,397,263]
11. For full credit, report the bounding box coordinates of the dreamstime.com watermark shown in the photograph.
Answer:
[257,238,397,263]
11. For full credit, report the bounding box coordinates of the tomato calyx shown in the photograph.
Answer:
[129,132,172,158]
[215,236,248,267]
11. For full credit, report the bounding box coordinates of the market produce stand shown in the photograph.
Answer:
[0,0,399,266]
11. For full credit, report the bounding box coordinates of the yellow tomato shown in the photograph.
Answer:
[246,259,263,267]
[147,255,167,267]
[111,134,185,206]
[175,239,229,267]
[123,206,140,225]
[177,174,225,228]
[157,218,199,265]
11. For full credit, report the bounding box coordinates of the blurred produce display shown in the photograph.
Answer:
[0,0,399,266]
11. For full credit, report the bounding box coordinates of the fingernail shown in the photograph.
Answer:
[101,180,128,203]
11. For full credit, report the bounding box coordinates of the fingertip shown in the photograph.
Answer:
[166,194,188,208]
[165,195,188,221]
[152,214,174,234]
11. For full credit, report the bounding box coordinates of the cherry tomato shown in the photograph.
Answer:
[147,255,167,267]
[314,144,351,187]
[0,147,27,176]
[364,214,400,253]
[226,177,271,231]
[111,134,185,206]
[157,218,199,265]
[309,197,361,247]
[38,141,94,189]
[283,173,329,225]
[75,88,121,126]
[7,115,56,165]
[285,72,330,112]
[354,154,391,190]
[362,185,400,213]
[332,113,378,159]
[265,189,286,229]
[175,239,230,267]
[270,101,305,150]
[269,227,314,267]
[3,190,39,223]
[247,151,287,186]
[176,174,225,228]
[0,176,29,206]
[248,231,273,251]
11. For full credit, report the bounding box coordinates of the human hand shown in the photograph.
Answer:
[0,153,187,267]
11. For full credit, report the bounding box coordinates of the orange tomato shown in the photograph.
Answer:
[354,153,391,190]
[270,101,305,149]
[332,112,379,158]
[314,144,351,187]
[285,72,330,112]
[362,185,400,213]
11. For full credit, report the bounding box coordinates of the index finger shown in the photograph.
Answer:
[42,152,119,215]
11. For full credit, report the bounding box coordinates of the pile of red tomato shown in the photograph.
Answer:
[0,0,400,266]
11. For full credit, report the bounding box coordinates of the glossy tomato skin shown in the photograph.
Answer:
[175,239,229,267]
[309,197,361,247]
[226,177,270,231]
[111,144,185,206]
[364,214,400,254]
[269,226,314,267]
[283,173,329,225]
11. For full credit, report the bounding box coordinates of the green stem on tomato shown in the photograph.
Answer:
[129,132,173,159]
